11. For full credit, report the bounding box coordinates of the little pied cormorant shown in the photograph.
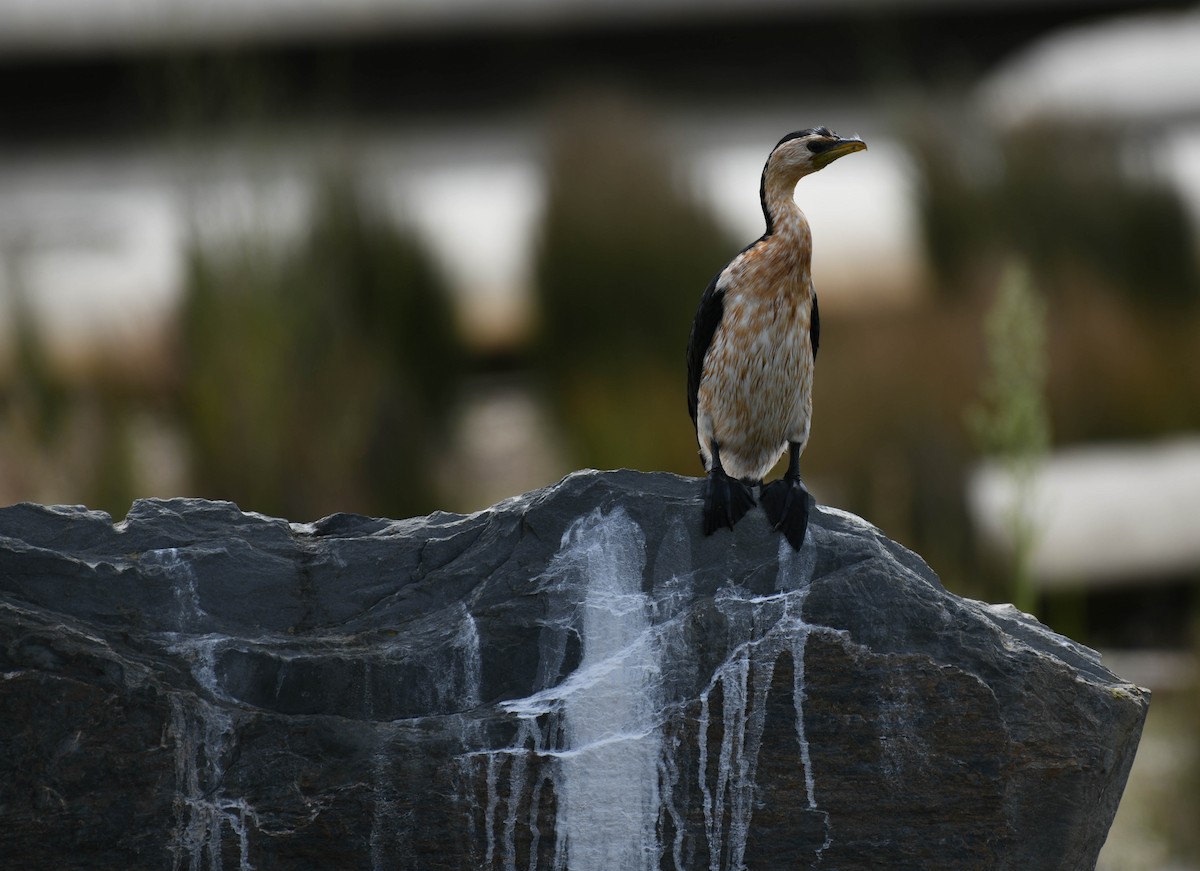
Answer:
[686,127,866,549]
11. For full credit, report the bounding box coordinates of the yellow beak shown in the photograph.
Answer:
[813,137,867,170]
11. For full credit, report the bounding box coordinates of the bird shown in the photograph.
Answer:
[686,127,866,549]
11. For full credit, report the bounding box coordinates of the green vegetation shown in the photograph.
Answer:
[914,119,1200,310]
[533,97,737,475]
[179,170,463,520]
[966,260,1051,614]
[0,251,139,519]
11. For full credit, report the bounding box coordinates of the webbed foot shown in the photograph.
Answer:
[703,469,756,535]
[761,476,811,550]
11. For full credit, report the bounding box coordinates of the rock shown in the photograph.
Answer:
[0,470,1147,870]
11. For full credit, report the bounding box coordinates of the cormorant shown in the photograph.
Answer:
[686,127,866,549]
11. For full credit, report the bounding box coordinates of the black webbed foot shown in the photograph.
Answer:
[758,439,816,556]
[761,476,811,551]
[702,468,756,536]
[762,440,812,550]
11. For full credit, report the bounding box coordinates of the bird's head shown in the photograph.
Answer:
[766,127,867,182]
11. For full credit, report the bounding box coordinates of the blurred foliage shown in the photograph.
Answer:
[179,170,463,521]
[6,269,67,445]
[912,118,1200,309]
[966,261,1051,613]
[906,108,1200,448]
[533,96,737,474]
[805,298,983,596]
[0,255,139,518]
[900,108,1200,602]
[968,261,1050,461]
[1046,277,1200,445]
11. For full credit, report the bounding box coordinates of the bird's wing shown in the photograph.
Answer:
[686,271,726,429]
[810,287,820,361]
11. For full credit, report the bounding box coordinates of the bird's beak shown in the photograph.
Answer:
[813,136,867,170]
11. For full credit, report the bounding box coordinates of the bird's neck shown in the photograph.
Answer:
[761,174,812,259]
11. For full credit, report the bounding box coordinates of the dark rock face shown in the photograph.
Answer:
[0,470,1147,870]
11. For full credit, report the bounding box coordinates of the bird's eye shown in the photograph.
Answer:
[806,138,833,154]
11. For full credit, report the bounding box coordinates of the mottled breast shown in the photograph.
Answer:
[695,232,815,482]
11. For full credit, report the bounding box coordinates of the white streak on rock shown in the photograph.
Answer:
[145,547,205,632]
[555,507,660,871]
[480,507,662,870]
[475,511,843,869]
[697,538,829,869]
[169,695,257,871]
[455,605,483,710]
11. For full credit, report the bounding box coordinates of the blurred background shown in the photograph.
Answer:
[1,0,1198,865]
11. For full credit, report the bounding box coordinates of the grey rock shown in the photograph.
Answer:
[0,470,1148,869]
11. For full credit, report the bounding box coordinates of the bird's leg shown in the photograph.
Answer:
[703,442,757,536]
[761,441,811,550]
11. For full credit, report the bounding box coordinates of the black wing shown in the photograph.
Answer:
[686,272,725,429]
[810,290,820,360]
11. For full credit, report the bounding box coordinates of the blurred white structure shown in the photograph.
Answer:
[980,8,1200,228]
[968,439,1200,588]
[981,9,1200,126]
[970,8,1200,592]
[0,112,916,366]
